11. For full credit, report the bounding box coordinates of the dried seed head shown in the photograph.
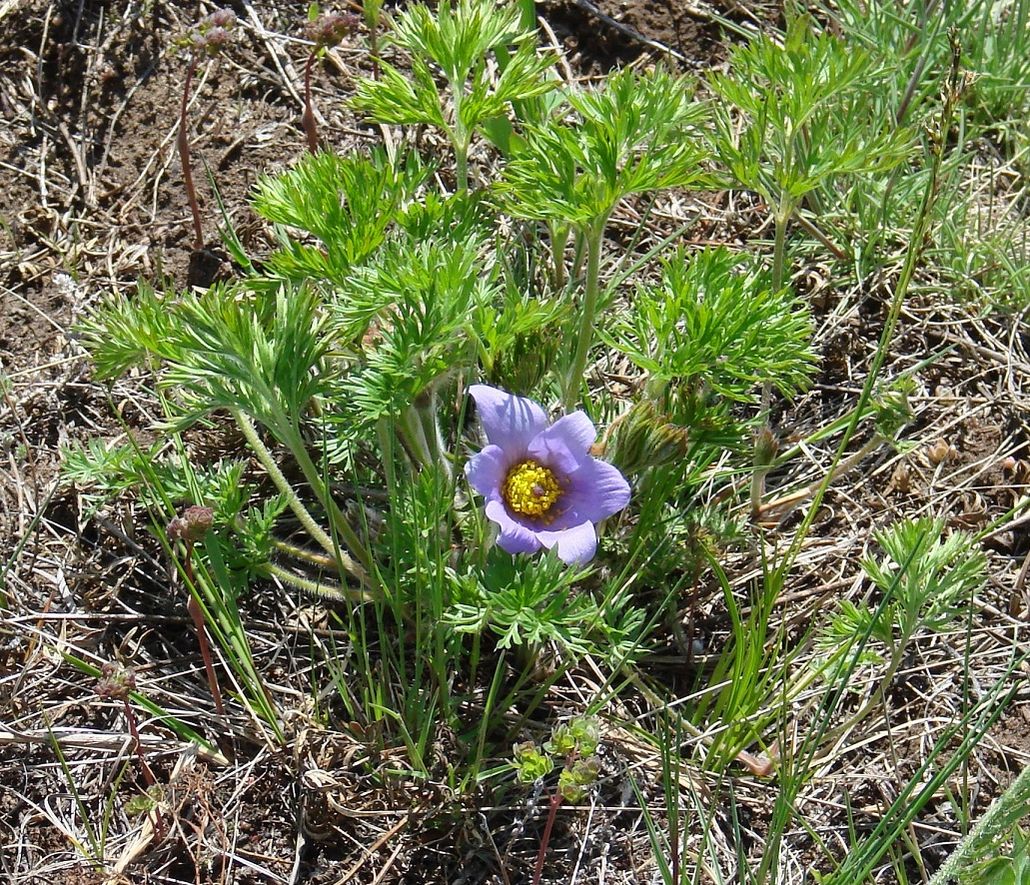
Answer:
[305,12,360,48]
[183,9,237,57]
[96,662,136,701]
[167,505,215,543]
[203,8,237,29]
[890,462,912,493]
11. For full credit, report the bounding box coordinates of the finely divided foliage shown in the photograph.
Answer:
[53,1,1030,881]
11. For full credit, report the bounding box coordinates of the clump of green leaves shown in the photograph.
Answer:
[605,247,817,414]
[252,149,428,283]
[446,553,644,662]
[352,0,556,190]
[820,518,986,661]
[710,17,913,288]
[500,66,713,408]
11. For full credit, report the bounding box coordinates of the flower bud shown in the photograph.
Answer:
[185,8,237,57]
[512,741,554,783]
[606,400,689,476]
[558,757,600,803]
[753,425,779,468]
[488,327,560,395]
[199,26,231,56]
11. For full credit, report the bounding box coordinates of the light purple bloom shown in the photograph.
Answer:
[464,385,631,565]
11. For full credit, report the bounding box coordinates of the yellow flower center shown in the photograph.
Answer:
[503,460,562,520]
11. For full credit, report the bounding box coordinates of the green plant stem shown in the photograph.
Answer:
[263,560,371,602]
[551,222,570,290]
[771,197,791,295]
[233,410,370,583]
[929,761,1030,884]
[455,140,470,193]
[399,404,434,468]
[414,390,453,482]
[772,50,962,587]
[283,428,376,578]
[758,53,966,884]
[451,83,469,192]
[814,632,910,764]
[377,417,399,501]
[564,221,605,411]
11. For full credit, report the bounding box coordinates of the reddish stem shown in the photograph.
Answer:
[121,697,166,840]
[302,52,318,153]
[185,541,225,715]
[122,698,157,788]
[177,53,204,250]
[370,20,380,80]
[531,790,563,885]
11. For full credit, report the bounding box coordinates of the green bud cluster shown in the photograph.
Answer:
[605,400,690,477]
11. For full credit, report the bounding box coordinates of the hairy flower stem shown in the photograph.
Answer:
[280,432,377,578]
[263,560,371,602]
[563,222,605,411]
[762,199,793,416]
[414,391,453,482]
[550,222,570,290]
[929,761,1030,884]
[450,83,469,192]
[177,53,204,250]
[755,434,886,522]
[302,52,319,153]
[183,542,225,715]
[233,410,372,585]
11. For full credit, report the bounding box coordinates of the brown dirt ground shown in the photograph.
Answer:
[2,1,1029,884]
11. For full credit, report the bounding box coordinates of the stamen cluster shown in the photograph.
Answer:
[503,460,562,521]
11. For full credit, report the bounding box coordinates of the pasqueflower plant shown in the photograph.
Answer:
[464,385,630,565]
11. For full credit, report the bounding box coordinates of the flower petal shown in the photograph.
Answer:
[559,458,632,524]
[527,411,596,475]
[485,499,542,555]
[469,385,548,452]
[537,521,597,565]
[464,444,509,499]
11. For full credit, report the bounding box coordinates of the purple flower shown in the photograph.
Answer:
[464,385,631,565]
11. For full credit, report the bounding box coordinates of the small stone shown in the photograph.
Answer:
[927,439,957,465]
